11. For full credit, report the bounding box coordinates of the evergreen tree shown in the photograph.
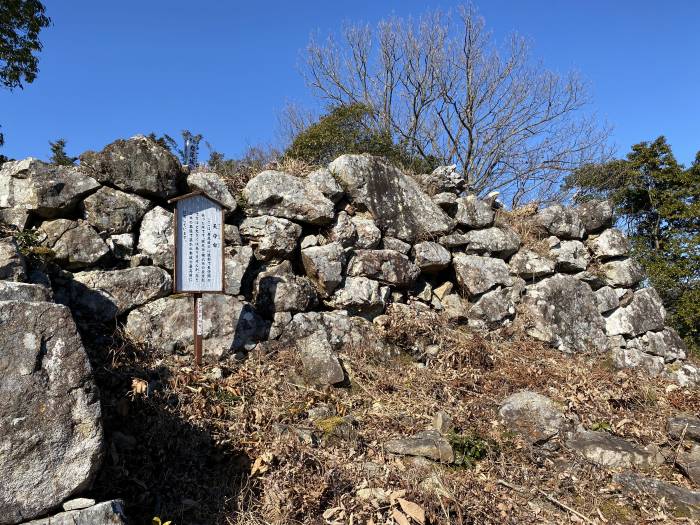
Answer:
[48,138,77,165]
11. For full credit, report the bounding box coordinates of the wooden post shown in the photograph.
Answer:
[193,292,203,367]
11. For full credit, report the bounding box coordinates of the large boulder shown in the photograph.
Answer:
[413,241,451,272]
[253,261,317,315]
[137,206,174,270]
[536,204,585,239]
[0,236,26,281]
[60,267,172,321]
[468,286,517,325]
[125,294,266,357]
[347,249,420,288]
[37,219,109,270]
[599,258,645,288]
[328,154,453,242]
[499,391,569,445]
[384,430,454,463]
[521,274,607,353]
[453,253,512,296]
[187,171,238,213]
[79,135,184,199]
[82,186,151,234]
[509,249,555,278]
[577,199,613,234]
[239,215,302,261]
[634,328,687,362]
[0,301,103,523]
[548,238,590,273]
[243,170,335,225]
[587,228,629,259]
[224,245,254,296]
[301,242,346,297]
[22,500,128,525]
[461,227,521,258]
[605,288,666,337]
[454,195,494,228]
[0,158,100,219]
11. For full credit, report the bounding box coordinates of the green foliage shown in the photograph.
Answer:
[0,0,50,90]
[48,138,77,165]
[160,130,203,166]
[567,137,700,352]
[590,421,612,432]
[448,431,494,467]
[285,104,439,172]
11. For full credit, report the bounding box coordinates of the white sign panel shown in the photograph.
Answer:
[175,195,224,292]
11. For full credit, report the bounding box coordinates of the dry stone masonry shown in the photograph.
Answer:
[1,135,698,522]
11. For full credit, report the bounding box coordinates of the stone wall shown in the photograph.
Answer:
[0,135,697,522]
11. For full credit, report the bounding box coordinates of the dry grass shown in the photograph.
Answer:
[84,307,700,525]
[495,203,553,256]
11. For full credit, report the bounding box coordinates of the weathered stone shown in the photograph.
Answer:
[328,154,453,241]
[577,199,613,234]
[62,267,172,321]
[300,235,319,249]
[327,276,390,317]
[594,286,619,314]
[381,236,411,254]
[614,472,700,518]
[37,219,109,270]
[433,281,453,300]
[224,245,253,295]
[0,208,29,229]
[243,170,335,225]
[413,241,451,272]
[509,249,555,278]
[106,233,134,259]
[605,288,665,337]
[307,167,344,202]
[0,236,26,281]
[297,330,345,385]
[441,293,469,321]
[239,215,302,261]
[413,278,433,302]
[628,328,686,362]
[574,270,606,290]
[385,430,454,463]
[568,431,663,469]
[62,498,96,512]
[455,195,494,228]
[499,391,569,445]
[137,206,174,270]
[469,286,516,324]
[23,500,128,525]
[80,135,184,199]
[548,238,590,273]
[125,294,266,357]
[329,211,357,247]
[187,171,238,213]
[437,231,470,248]
[432,411,454,434]
[0,301,103,523]
[668,415,700,442]
[301,242,345,297]
[678,445,700,485]
[453,253,511,296]
[0,281,52,302]
[416,164,463,195]
[536,204,585,239]
[612,346,665,376]
[521,274,607,353]
[432,192,458,215]
[588,228,629,259]
[347,249,420,288]
[461,227,521,258]
[666,364,700,388]
[351,216,382,249]
[82,186,151,234]
[224,224,241,245]
[599,258,645,288]
[253,261,317,315]
[0,158,100,218]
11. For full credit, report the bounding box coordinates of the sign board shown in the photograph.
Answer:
[172,193,225,293]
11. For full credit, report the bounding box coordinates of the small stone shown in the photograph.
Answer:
[239,215,302,261]
[382,236,411,254]
[0,236,26,281]
[385,430,454,463]
[433,411,454,434]
[297,330,345,385]
[62,498,96,511]
[577,199,613,234]
[433,281,453,300]
[568,431,663,469]
[536,204,585,239]
[668,415,700,442]
[499,391,569,445]
[509,249,555,278]
[453,253,512,296]
[413,241,451,272]
[351,216,382,249]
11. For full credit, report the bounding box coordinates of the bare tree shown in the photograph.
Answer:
[303,4,611,205]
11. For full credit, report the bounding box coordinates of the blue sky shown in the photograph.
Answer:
[1,0,699,165]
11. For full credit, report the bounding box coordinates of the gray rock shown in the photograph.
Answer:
[125,294,266,357]
[413,278,433,302]
[80,135,184,199]
[328,154,453,242]
[224,224,241,245]
[137,206,174,270]
[0,208,29,229]
[37,219,109,270]
[301,242,346,297]
[297,330,345,385]
[187,171,237,213]
[307,167,344,202]
[0,281,52,302]
[666,363,700,388]
[678,445,700,485]
[433,411,454,434]
[347,249,420,288]
[668,415,700,442]
[326,276,390,317]
[438,232,470,248]
[385,430,454,463]
[594,286,619,314]
[499,391,569,445]
[599,258,645,288]
[0,301,103,523]
[381,236,411,254]
[521,274,607,353]
[574,270,606,290]
[612,346,665,376]
[568,431,663,469]
[328,211,356,248]
[224,245,253,295]
[605,288,665,336]
[243,170,335,225]
[413,241,451,272]
[461,227,521,258]
[300,235,319,249]
[509,249,555,278]
[351,216,382,249]
[82,186,151,234]
[62,266,172,321]
[587,228,629,259]
[548,238,590,273]
[629,328,686,362]
[106,233,134,259]
[453,253,512,296]
[62,498,96,511]
[253,261,317,315]
[454,195,494,228]
[440,293,469,321]
[432,192,458,215]
[0,158,100,219]
[536,204,585,239]
[469,286,516,325]
[239,215,302,261]
[268,311,292,340]
[0,236,26,281]
[22,500,128,525]
[614,471,700,519]
[577,199,613,234]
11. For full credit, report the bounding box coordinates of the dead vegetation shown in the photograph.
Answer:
[495,204,552,256]
[85,306,700,524]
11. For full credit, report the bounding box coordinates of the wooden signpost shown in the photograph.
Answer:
[168,191,230,366]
